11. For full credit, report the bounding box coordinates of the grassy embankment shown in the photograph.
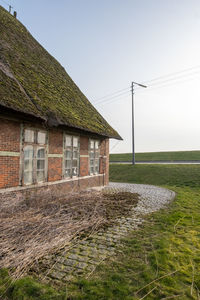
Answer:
[1,164,200,299]
[110,150,200,162]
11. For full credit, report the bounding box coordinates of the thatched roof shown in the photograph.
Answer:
[0,6,122,140]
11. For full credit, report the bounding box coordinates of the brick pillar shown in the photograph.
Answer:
[105,139,109,185]
[100,138,109,185]
[79,136,89,176]
[48,130,63,181]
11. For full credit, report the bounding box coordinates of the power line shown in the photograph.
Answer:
[96,72,200,106]
[96,93,130,107]
[94,65,200,104]
[137,70,200,92]
[94,90,131,105]
[92,64,200,107]
[93,86,130,103]
[96,68,200,106]
[143,64,200,85]
[143,69,200,88]
[137,72,200,93]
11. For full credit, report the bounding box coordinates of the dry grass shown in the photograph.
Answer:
[0,189,139,279]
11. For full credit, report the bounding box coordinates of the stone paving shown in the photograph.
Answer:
[38,182,175,284]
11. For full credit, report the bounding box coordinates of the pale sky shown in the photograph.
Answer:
[1,0,200,153]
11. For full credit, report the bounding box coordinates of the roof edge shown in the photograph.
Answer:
[0,105,123,140]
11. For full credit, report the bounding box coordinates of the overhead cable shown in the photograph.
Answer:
[93,86,130,103]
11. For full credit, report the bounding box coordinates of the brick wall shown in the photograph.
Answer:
[0,156,19,188]
[0,118,110,198]
[0,119,20,152]
[48,130,63,154]
[0,175,104,204]
[80,136,89,176]
[48,158,62,181]
[0,118,20,188]
[48,130,63,181]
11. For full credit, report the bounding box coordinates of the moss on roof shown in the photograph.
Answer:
[0,6,122,139]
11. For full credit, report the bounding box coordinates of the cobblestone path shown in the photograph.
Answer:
[38,183,175,284]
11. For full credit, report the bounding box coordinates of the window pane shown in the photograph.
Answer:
[24,146,33,159]
[90,140,94,149]
[95,141,99,149]
[65,150,72,159]
[24,146,33,184]
[37,170,45,182]
[72,160,77,167]
[65,160,72,169]
[37,132,46,144]
[37,148,45,158]
[24,171,33,185]
[37,159,45,170]
[64,135,79,177]
[72,167,77,176]
[65,169,71,177]
[90,167,94,174]
[65,135,72,147]
[24,159,33,171]
[95,151,100,159]
[90,151,94,159]
[73,150,78,159]
[95,159,99,173]
[24,129,34,143]
[73,137,78,147]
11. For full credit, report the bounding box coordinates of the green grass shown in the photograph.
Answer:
[0,269,66,299]
[67,164,200,299]
[109,164,200,187]
[110,150,200,162]
[1,164,200,299]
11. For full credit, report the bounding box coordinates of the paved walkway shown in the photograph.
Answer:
[38,183,175,284]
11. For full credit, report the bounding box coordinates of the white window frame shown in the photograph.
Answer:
[89,139,100,175]
[22,128,47,185]
[63,134,80,178]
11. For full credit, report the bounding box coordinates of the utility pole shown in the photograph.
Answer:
[131,81,147,165]
[131,82,135,165]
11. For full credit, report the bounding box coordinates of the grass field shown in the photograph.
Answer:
[110,150,200,162]
[69,164,200,299]
[1,164,200,299]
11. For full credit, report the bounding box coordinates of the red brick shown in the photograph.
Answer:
[0,157,19,188]
[48,130,63,154]
[0,119,110,195]
[48,157,62,181]
[0,119,20,152]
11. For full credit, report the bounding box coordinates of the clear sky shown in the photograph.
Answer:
[1,0,200,153]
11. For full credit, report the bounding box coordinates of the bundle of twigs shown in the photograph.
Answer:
[0,189,139,278]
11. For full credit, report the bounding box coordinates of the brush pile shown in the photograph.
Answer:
[0,189,139,278]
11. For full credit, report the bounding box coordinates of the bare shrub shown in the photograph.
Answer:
[0,189,139,278]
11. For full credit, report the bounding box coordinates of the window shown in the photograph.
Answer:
[23,128,47,185]
[89,139,100,175]
[64,135,79,178]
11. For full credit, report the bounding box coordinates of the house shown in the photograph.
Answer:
[0,6,122,202]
